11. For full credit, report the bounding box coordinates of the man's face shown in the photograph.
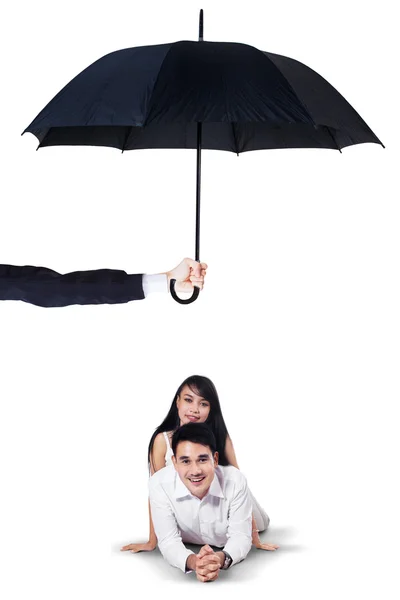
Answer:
[172,441,218,500]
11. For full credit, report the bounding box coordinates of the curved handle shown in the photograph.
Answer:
[169,279,200,305]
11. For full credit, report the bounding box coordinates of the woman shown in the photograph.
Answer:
[121,375,277,553]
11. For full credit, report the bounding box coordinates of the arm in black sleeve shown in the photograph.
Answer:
[0,264,145,307]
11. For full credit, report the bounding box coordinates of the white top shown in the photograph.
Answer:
[148,464,252,572]
[163,431,174,466]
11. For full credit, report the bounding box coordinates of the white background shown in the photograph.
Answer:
[1,0,399,598]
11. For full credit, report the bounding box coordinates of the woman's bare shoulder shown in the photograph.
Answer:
[153,432,167,450]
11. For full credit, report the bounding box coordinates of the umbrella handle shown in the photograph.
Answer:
[169,279,200,305]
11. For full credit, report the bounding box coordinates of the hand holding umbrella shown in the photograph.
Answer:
[167,258,208,296]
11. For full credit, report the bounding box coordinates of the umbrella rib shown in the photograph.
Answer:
[121,127,133,153]
[142,44,176,127]
[36,128,51,149]
[231,122,240,155]
[325,125,342,154]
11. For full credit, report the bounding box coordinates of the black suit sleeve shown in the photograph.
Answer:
[0,264,145,307]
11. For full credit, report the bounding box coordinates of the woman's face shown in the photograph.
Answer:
[176,385,211,426]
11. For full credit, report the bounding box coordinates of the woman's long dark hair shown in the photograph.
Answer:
[148,375,230,470]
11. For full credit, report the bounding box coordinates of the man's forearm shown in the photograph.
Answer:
[157,539,195,572]
[185,553,197,572]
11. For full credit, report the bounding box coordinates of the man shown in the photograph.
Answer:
[148,423,254,582]
[0,257,207,307]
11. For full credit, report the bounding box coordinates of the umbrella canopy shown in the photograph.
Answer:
[24,10,382,304]
[24,41,381,153]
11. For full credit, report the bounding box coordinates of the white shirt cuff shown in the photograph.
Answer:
[223,533,252,566]
[161,543,195,573]
[142,274,168,296]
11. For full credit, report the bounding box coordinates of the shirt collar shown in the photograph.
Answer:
[174,467,225,500]
[208,469,225,499]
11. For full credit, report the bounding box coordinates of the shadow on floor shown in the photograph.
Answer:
[114,525,305,583]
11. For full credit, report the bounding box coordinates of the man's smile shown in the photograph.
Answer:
[188,475,206,486]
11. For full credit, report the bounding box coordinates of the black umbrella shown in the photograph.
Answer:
[24,10,383,304]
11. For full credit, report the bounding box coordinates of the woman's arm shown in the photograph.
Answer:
[149,432,168,474]
[224,435,240,468]
[120,433,166,553]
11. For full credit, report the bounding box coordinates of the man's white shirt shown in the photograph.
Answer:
[142,273,168,296]
[149,464,252,572]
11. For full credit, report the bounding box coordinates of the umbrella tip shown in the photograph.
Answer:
[199,9,204,42]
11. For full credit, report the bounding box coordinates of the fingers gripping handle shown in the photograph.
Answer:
[169,279,200,305]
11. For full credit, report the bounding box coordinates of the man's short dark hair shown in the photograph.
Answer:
[172,423,217,457]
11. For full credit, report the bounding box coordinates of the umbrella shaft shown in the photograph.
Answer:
[196,11,204,262]
[195,122,202,262]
